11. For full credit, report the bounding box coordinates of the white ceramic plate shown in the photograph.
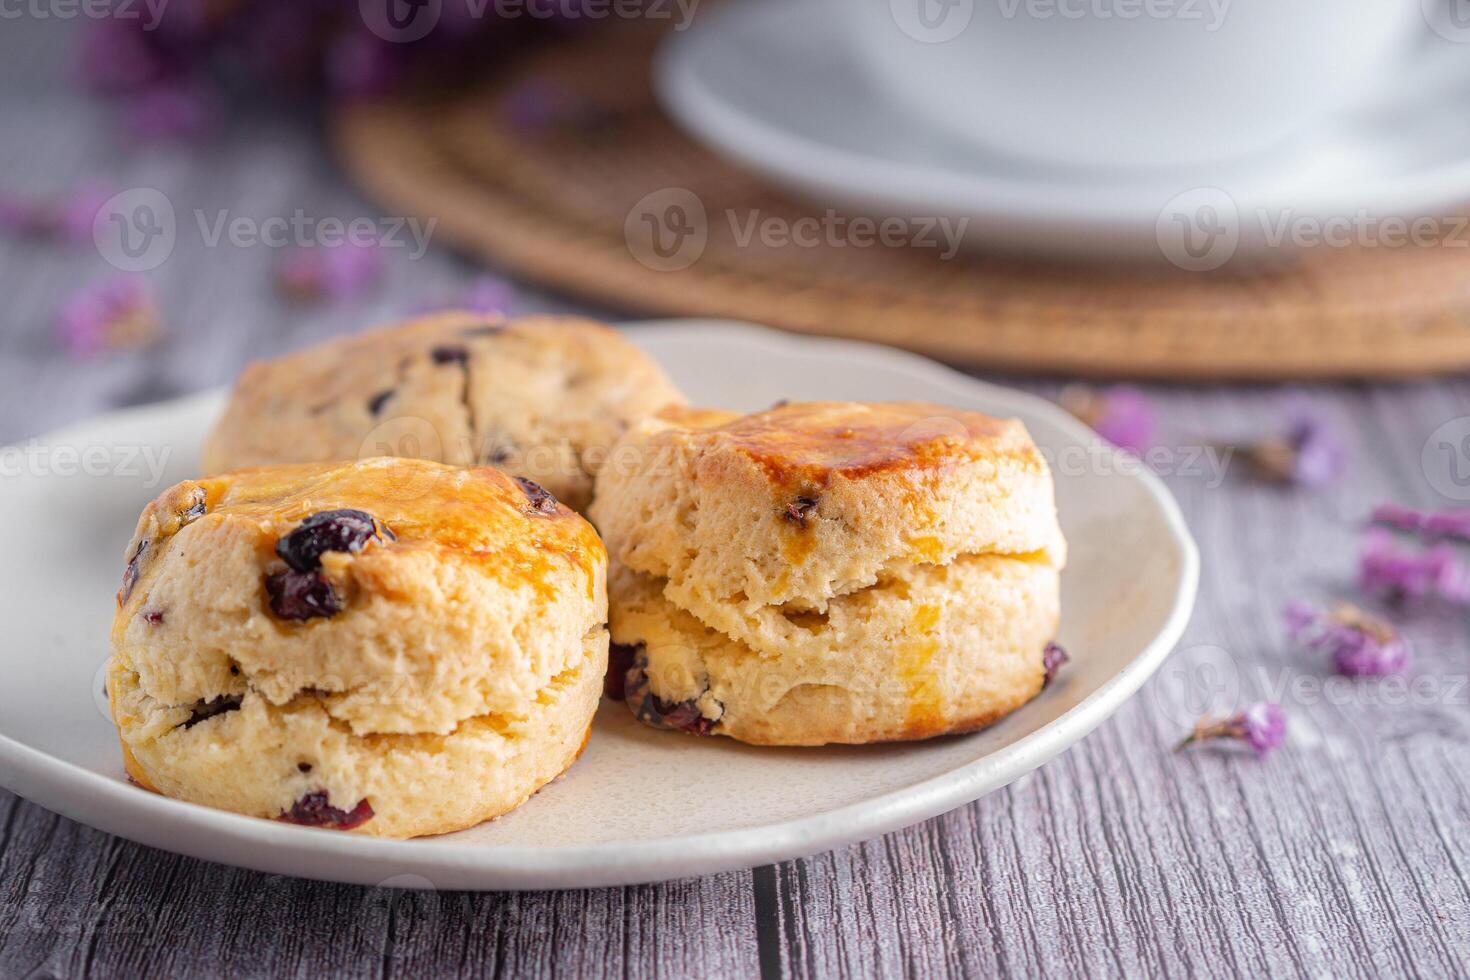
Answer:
[0,321,1196,890]
[656,0,1470,257]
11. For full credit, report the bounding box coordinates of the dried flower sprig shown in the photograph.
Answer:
[1371,503,1470,545]
[1359,529,1470,606]
[1176,703,1285,758]
[1284,601,1413,676]
[276,242,384,304]
[1238,403,1345,487]
[1060,385,1154,453]
[58,276,162,359]
[1042,642,1069,687]
[1,181,114,245]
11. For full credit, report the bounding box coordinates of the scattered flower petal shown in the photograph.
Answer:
[1371,503,1470,545]
[1042,642,1069,687]
[126,82,218,141]
[276,242,385,303]
[0,181,115,245]
[1176,702,1285,758]
[326,33,401,101]
[461,275,516,315]
[1241,400,1346,487]
[58,277,162,359]
[77,20,162,92]
[1061,385,1155,452]
[1284,601,1413,676]
[1359,528,1470,605]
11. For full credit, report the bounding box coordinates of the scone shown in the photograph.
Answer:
[107,458,608,838]
[592,401,1066,746]
[202,311,686,511]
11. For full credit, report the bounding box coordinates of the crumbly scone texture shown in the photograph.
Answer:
[107,458,608,837]
[201,311,687,512]
[591,401,1066,610]
[609,558,1059,745]
[593,400,1066,746]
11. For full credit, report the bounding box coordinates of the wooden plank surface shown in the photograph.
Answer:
[1,15,1468,980]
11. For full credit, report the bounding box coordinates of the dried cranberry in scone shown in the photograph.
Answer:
[278,792,375,830]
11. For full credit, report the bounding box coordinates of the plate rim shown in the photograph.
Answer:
[655,0,1470,235]
[0,319,1199,890]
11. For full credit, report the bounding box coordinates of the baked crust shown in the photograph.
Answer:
[202,311,686,511]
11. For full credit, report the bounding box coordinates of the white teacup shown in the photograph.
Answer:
[848,0,1436,171]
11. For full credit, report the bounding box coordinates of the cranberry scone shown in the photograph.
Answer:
[202,311,686,511]
[107,458,608,838]
[591,401,1066,745]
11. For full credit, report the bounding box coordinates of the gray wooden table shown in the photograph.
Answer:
[2,17,1468,980]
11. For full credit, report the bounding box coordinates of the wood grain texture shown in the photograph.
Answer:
[1,15,1468,980]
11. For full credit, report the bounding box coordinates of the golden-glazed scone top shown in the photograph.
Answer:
[113,458,608,737]
[684,401,1039,487]
[119,458,605,616]
[593,399,1064,610]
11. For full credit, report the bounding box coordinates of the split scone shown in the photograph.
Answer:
[592,402,1066,746]
[202,311,686,511]
[107,459,607,838]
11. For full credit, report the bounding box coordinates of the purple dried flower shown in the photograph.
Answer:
[57,276,162,359]
[326,33,401,101]
[1359,529,1470,605]
[1371,503,1470,545]
[277,242,385,303]
[1176,702,1285,758]
[462,275,516,315]
[77,20,162,92]
[126,82,218,141]
[1061,385,1154,453]
[0,181,115,245]
[1284,601,1412,676]
[1242,401,1345,487]
[1042,642,1069,686]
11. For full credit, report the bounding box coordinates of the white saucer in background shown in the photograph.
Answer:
[0,322,1196,890]
[655,0,1470,259]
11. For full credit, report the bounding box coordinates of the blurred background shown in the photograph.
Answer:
[5,0,1470,443]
